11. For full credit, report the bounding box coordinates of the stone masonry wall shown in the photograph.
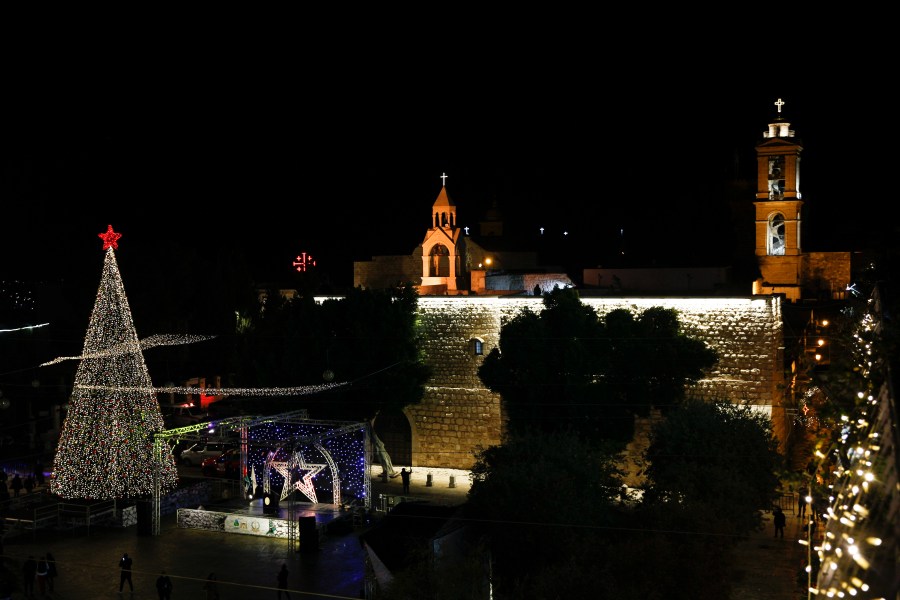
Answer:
[409,295,785,470]
[802,252,851,299]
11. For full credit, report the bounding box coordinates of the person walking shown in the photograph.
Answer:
[10,474,22,497]
[33,462,45,486]
[22,555,37,598]
[277,563,291,599]
[45,553,57,593]
[35,556,49,596]
[400,467,412,495]
[119,552,134,592]
[155,571,173,600]
[773,506,786,538]
[798,484,808,519]
[203,572,219,600]
[23,475,34,495]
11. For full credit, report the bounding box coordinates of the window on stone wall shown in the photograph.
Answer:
[768,213,786,256]
[472,338,484,356]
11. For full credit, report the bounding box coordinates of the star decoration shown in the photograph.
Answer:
[269,451,326,503]
[98,225,122,250]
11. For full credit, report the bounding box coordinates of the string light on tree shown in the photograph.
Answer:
[49,225,178,500]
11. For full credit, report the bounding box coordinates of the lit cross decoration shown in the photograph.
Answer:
[775,98,785,113]
[464,226,470,235]
[98,224,122,250]
[440,172,448,186]
[292,252,316,272]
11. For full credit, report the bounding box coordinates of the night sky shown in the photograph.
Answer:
[2,57,894,296]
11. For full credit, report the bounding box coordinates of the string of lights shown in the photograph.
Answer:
[0,322,49,333]
[806,291,896,598]
[73,382,347,396]
[40,333,218,366]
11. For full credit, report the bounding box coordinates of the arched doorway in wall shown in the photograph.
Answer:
[373,410,412,468]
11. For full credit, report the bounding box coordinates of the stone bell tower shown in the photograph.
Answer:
[420,173,465,293]
[753,98,804,302]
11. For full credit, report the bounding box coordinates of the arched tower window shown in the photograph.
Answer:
[429,244,450,277]
[768,213,786,256]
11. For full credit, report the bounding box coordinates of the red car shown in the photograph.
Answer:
[201,448,241,478]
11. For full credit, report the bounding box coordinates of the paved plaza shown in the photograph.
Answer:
[1,467,811,599]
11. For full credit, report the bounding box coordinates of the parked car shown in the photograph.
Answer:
[162,404,209,429]
[201,448,241,478]
[179,442,227,466]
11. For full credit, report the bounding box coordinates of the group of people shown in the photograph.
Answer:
[0,464,44,499]
[772,483,822,539]
[21,553,57,597]
[119,552,291,599]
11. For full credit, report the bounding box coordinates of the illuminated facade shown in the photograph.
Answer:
[351,100,853,476]
[752,100,851,301]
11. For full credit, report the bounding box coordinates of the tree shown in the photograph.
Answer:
[464,428,625,598]
[642,398,783,537]
[478,287,718,442]
[462,424,748,599]
[50,229,178,499]
[229,284,431,473]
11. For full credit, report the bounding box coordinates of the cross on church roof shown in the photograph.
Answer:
[775,98,785,114]
[440,172,448,187]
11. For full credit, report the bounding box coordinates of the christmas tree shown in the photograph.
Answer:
[50,225,178,499]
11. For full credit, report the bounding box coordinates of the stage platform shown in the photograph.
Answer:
[176,497,354,540]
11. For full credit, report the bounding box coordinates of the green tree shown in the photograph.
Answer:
[460,425,744,599]
[229,284,431,471]
[642,399,783,537]
[478,287,718,442]
[464,428,625,598]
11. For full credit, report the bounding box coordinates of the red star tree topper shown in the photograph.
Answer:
[98,224,122,250]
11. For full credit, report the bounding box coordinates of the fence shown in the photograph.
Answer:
[1,493,117,539]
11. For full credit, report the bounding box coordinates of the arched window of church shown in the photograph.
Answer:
[471,337,484,356]
[429,245,450,277]
[768,213,786,256]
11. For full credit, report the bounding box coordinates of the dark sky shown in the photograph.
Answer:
[2,57,894,293]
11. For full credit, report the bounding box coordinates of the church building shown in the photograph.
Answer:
[348,100,852,477]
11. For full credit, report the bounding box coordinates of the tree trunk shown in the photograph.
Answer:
[369,419,397,477]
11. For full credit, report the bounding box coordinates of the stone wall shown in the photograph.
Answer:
[802,252,851,300]
[353,252,420,289]
[407,295,785,470]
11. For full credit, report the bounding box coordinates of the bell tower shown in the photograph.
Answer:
[420,173,464,293]
[753,98,804,302]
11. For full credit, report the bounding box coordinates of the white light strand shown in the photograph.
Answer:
[74,382,348,396]
[1,322,50,333]
[40,334,217,366]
